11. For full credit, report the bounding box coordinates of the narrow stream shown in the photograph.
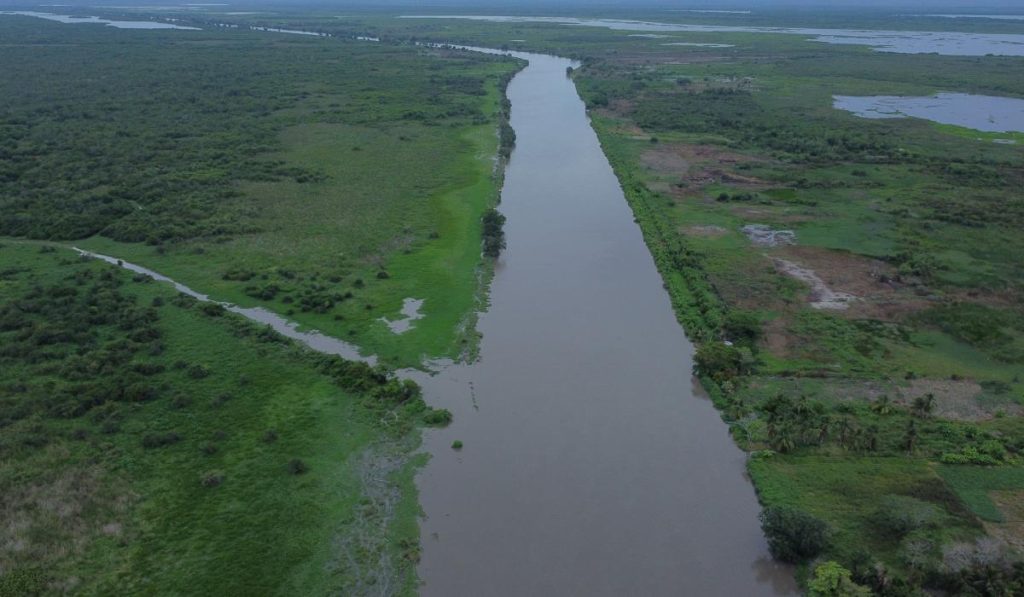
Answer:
[406,49,796,595]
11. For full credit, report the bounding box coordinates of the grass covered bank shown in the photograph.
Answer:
[573,28,1024,595]
[0,243,443,594]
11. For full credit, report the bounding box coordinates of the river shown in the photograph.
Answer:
[406,48,795,596]
[70,44,796,595]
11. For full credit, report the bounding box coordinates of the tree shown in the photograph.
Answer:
[481,208,506,258]
[694,342,742,383]
[912,393,936,418]
[760,506,829,563]
[837,416,857,449]
[863,425,879,452]
[902,420,918,453]
[809,561,872,597]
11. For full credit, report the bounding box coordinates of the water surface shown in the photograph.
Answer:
[73,249,373,364]
[834,93,1024,133]
[402,15,1024,57]
[1,10,199,29]
[407,48,795,596]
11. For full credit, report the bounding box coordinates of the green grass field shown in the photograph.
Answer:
[750,456,982,565]
[0,243,436,594]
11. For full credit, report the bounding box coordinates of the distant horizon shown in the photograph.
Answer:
[8,0,1024,12]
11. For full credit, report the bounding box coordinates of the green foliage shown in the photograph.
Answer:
[694,342,743,383]
[808,561,872,597]
[921,303,1024,363]
[423,408,454,427]
[723,310,762,347]
[481,208,507,258]
[759,505,830,563]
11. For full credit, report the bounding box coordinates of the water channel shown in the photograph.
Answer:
[406,48,795,596]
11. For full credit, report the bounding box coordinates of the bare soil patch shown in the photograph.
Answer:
[639,144,768,195]
[682,225,728,238]
[773,246,928,321]
[985,491,1024,550]
[641,148,690,174]
[763,317,795,359]
[772,257,858,310]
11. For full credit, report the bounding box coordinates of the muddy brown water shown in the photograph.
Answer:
[406,49,796,596]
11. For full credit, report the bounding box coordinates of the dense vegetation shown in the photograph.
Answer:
[0,243,451,594]
[0,15,522,367]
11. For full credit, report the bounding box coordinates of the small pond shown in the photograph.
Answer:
[833,93,1024,133]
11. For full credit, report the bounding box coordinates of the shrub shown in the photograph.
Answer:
[262,429,278,443]
[451,440,464,450]
[876,495,941,538]
[200,471,224,487]
[287,459,308,475]
[760,505,829,563]
[809,561,871,597]
[723,310,762,346]
[187,364,211,379]
[199,302,225,317]
[423,408,453,427]
[940,445,1003,465]
[142,431,181,449]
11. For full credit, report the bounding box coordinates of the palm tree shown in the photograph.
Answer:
[770,424,797,454]
[870,395,895,416]
[837,416,857,449]
[726,396,749,421]
[816,415,834,446]
[863,425,880,452]
[902,420,918,453]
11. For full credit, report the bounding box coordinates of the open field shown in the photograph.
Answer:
[0,242,445,594]
[0,15,521,368]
